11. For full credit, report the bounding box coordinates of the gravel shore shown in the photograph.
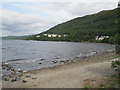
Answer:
[2,52,119,88]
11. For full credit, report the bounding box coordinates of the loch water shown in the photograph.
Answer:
[2,39,115,75]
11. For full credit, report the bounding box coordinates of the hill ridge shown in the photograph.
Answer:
[25,8,119,43]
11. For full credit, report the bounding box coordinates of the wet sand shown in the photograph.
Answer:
[2,52,119,88]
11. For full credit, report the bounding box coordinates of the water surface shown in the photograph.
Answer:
[2,39,115,75]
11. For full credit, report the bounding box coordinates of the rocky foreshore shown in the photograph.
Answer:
[2,52,119,88]
[2,50,114,77]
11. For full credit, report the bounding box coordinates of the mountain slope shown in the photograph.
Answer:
[25,8,119,42]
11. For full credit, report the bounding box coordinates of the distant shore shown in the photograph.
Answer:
[2,52,118,88]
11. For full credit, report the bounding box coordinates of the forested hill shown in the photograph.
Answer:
[25,8,119,43]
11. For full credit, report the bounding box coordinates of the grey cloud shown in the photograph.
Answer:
[50,1,118,17]
[1,0,119,36]
[1,10,55,36]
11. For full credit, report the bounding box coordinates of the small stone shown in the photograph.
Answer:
[52,60,58,63]
[22,80,27,83]
[18,69,23,73]
[11,77,18,82]
[11,78,17,82]
[23,71,27,73]
[25,75,31,78]
[9,75,14,78]
[7,67,11,70]
[40,58,44,61]
[39,63,42,64]
[66,60,69,62]
[11,68,16,72]
[32,77,37,79]
[4,77,9,81]
[18,74,23,77]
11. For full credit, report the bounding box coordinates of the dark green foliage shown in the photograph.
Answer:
[111,60,120,79]
[108,36,116,44]
[101,38,109,43]
[115,45,120,54]
[111,60,120,88]
[111,61,120,69]
[107,34,120,54]
[115,5,120,54]
[114,34,120,45]
[25,8,119,42]
[115,34,120,54]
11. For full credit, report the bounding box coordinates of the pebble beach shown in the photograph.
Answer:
[2,52,119,88]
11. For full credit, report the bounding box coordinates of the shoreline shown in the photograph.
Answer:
[2,52,119,88]
[2,51,115,77]
[25,52,117,75]
[2,38,116,45]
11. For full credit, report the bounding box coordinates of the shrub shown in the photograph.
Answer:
[111,60,120,78]
[116,45,120,54]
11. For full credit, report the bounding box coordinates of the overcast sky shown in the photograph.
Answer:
[0,0,119,36]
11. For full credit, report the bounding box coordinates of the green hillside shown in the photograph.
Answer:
[25,8,120,43]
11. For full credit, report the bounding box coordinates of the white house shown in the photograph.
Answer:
[98,37,105,40]
[95,36,99,40]
[45,33,68,38]
[106,36,109,38]
[48,34,52,37]
[58,35,62,37]
[95,36,109,40]
[63,34,68,37]
[43,34,48,36]
[36,35,40,37]
[52,34,57,37]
